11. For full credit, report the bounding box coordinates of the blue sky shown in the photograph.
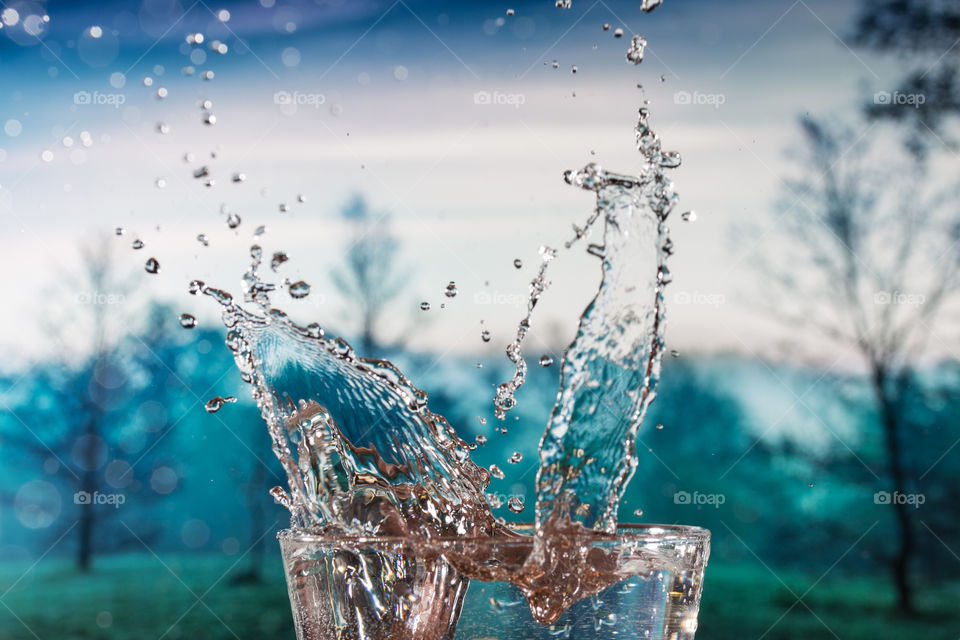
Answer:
[0,0,935,366]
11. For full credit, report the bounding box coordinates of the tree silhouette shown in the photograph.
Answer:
[757,115,960,612]
[0,238,188,570]
[330,195,407,358]
[853,0,960,156]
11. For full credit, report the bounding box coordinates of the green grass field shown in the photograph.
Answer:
[1,554,957,639]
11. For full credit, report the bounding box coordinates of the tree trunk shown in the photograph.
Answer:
[872,366,914,614]
[77,460,96,572]
[362,310,375,359]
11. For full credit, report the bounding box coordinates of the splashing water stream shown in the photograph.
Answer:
[182,4,686,632]
[197,106,679,630]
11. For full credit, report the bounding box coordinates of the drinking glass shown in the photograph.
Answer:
[278,523,710,640]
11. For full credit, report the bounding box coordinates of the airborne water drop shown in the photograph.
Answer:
[289,281,310,299]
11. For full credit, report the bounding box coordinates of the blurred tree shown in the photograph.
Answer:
[228,424,280,585]
[330,195,407,358]
[853,0,960,156]
[758,116,960,612]
[0,238,189,570]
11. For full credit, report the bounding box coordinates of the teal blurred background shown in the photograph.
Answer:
[1,0,959,638]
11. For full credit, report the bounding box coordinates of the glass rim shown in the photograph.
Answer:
[278,523,710,546]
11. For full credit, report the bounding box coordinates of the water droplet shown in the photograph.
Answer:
[279,203,288,213]
[659,150,682,168]
[202,70,214,81]
[571,65,578,74]
[508,452,522,464]
[193,166,209,179]
[809,483,814,488]
[289,281,310,299]
[660,74,667,83]
[143,76,153,86]
[226,213,241,229]
[539,355,554,367]
[551,60,559,69]
[602,23,610,31]
[476,434,487,445]
[203,113,216,125]
[507,496,525,513]
[613,28,623,38]
[681,210,696,222]
[486,493,503,509]
[196,233,209,247]
[156,122,170,134]
[270,486,291,510]
[179,313,197,329]
[156,87,168,99]
[232,172,246,183]
[144,258,160,274]
[633,508,644,517]
[555,0,572,7]
[481,330,491,342]
[489,464,505,480]
[204,396,236,413]
[513,258,523,269]
[641,0,663,11]
[188,280,205,295]
[270,252,288,272]
[656,423,664,430]
[114,227,125,236]
[444,281,458,298]
[506,8,515,16]
[670,349,679,358]
[297,193,305,203]
[626,35,647,65]
[479,417,487,425]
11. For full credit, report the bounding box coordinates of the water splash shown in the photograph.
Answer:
[534,107,676,533]
[202,248,496,539]
[493,246,558,420]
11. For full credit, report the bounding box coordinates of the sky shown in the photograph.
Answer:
[0,0,942,367]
